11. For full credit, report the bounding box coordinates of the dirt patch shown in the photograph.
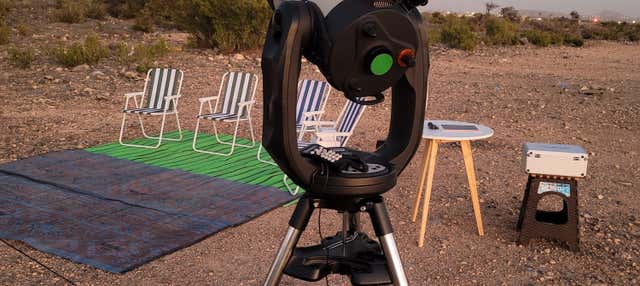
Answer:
[1,6,639,286]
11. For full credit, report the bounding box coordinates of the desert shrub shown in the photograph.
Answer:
[116,38,171,72]
[16,23,32,36]
[500,6,520,22]
[0,24,9,45]
[52,34,109,67]
[106,0,146,18]
[8,46,35,68]
[54,0,88,23]
[132,7,154,32]
[522,30,562,47]
[484,16,518,45]
[86,0,107,20]
[181,0,271,51]
[426,28,442,45]
[563,33,584,47]
[440,15,477,50]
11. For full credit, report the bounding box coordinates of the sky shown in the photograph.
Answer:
[423,0,640,18]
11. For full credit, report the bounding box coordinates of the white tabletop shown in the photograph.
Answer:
[422,120,494,141]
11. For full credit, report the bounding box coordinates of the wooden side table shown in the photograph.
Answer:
[411,120,494,247]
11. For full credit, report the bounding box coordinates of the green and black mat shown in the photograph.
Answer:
[88,131,297,192]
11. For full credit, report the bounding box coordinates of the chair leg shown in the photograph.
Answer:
[119,112,163,149]
[460,140,484,236]
[138,112,182,141]
[412,140,433,222]
[283,175,300,196]
[257,145,277,165]
[193,119,238,157]
[418,140,439,247]
[211,119,256,148]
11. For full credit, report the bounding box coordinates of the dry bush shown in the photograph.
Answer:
[51,34,109,67]
[115,38,171,72]
[132,7,154,32]
[8,46,35,68]
[0,24,9,45]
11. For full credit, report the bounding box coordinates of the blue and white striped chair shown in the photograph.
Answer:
[301,99,367,148]
[257,79,332,165]
[192,71,259,156]
[119,68,184,149]
[283,97,366,195]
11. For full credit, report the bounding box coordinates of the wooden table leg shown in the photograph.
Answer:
[412,140,433,222]
[460,140,485,236]
[418,140,439,247]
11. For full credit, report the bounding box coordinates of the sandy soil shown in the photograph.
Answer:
[1,6,639,286]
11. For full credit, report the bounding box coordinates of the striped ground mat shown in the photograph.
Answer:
[87,131,297,192]
[0,133,298,273]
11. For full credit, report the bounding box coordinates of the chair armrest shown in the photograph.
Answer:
[315,131,351,139]
[300,120,337,128]
[164,94,181,101]
[124,92,143,98]
[302,111,324,120]
[198,96,219,103]
[238,100,256,107]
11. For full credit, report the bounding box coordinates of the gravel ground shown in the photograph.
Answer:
[1,6,640,286]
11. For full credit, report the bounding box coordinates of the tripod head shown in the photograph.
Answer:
[262,0,429,197]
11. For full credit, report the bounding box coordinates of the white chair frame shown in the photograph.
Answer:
[118,69,184,149]
[192,72,259,156]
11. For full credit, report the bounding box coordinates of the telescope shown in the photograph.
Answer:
[261,0,430,284]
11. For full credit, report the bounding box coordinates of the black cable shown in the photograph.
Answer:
[0,239,76,286]
[317,207,329,286]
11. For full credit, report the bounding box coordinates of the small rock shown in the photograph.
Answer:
[617,181,633,187]
[55,67,64,72]
[233,53,245,60]
[519,37,529,45]
[44,75,54,81]
[124,71,138,79]
[597,194,604,200]
[72,64,91,72]
[91,71,105,78]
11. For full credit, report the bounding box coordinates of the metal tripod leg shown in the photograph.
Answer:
[367,198,409,286]
[264,197,315,286]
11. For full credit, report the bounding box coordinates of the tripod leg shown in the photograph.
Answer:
[368,198,409,286]
[264,196,315,286]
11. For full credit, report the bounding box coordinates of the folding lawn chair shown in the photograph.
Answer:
[119,68,184,149]
[283,98,366,195]
[192,71,259,156]
[257,79,332,164]
[300,98,367,147]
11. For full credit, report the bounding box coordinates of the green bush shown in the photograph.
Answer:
[522,30,562,47]
[86,0,107,20]
[181,0,271,51]
[8,46,35,68]
[132,8,154,32]
[116,38,171,72]
[106,0,146,19]
[440,16,477,50]
[54,0,88,23]
[563,33,584,47]
[52,34,109,67]
[485,16,518,45]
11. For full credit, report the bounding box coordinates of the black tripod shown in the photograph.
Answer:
[264,195,408,286]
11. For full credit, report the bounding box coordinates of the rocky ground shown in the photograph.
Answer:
[1,6,640,286]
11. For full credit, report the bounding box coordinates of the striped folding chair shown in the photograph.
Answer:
[301,99,367,147]
[282,98,366,195]
[257,79,332,165]
[119,68,184,149]
[192,71,259,156]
